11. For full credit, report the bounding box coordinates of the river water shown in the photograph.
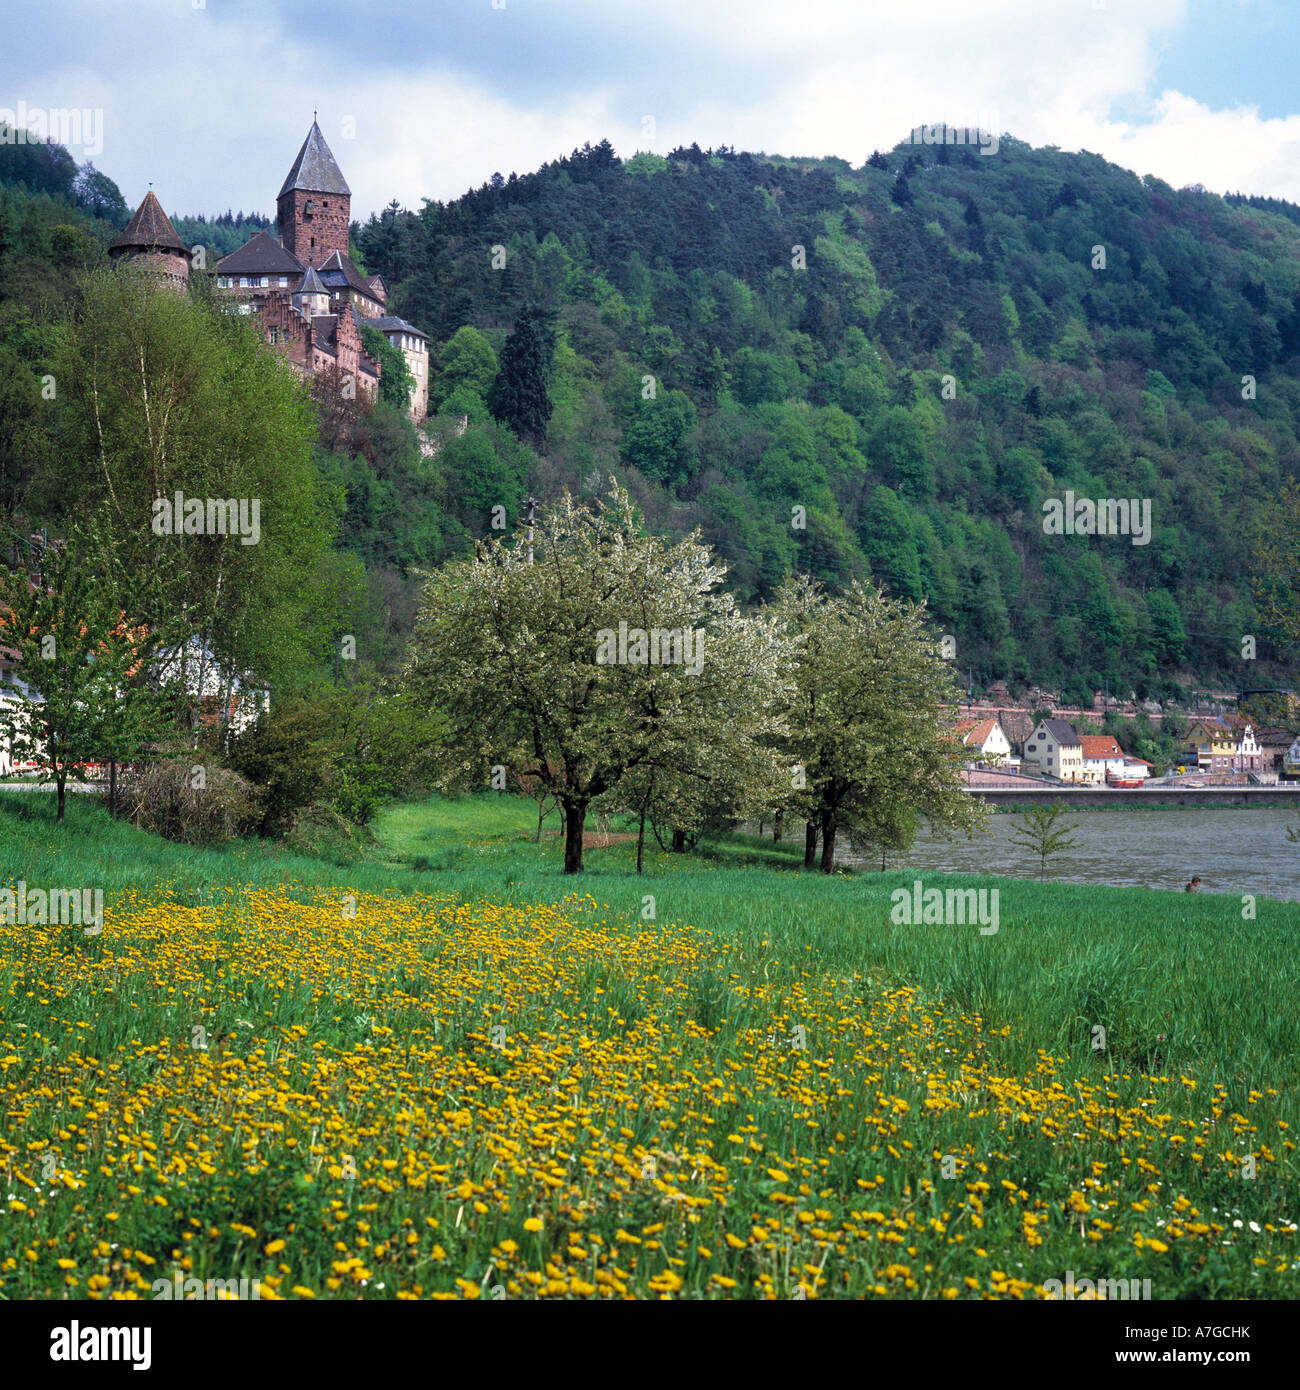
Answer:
[833,806,1300,901]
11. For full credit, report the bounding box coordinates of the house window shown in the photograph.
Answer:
[279,276,288,287]
[239,277,249,288]
[259,277,269,288]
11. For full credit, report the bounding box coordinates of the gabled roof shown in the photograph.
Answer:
[279,120,351,198]
[959,718,1000,748]
[368,315,427,339]
[110,191,190,256]
[1080,735,1124,759]
[216,231,304,275]
[1036,718,1080,746]
[316,249,383,301]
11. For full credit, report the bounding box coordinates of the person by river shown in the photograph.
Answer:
[1184,876,1201,892]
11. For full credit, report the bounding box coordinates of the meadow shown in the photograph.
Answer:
[0,790,1296,1299]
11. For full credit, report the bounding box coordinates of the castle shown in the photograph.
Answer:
[108,121,429,421]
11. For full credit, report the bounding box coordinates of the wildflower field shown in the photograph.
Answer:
[1,793,1297,1299]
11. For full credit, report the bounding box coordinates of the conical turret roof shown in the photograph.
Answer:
[109,191,190,256]
[298,265,328,294]
[278,120,351,198]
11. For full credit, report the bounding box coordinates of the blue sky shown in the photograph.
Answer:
[3,0,1300,222]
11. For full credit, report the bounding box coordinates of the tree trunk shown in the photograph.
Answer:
[536,801,544,843]
[804,820,817,869]
[774,809,783,843]
[109,760,117,816]
[671,829,686,853]
[637,807,646,875]
[56,770,66,823]
[819,811,837,874]
[563,798,587,874]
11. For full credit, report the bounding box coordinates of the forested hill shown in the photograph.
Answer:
[357,135,1300,701]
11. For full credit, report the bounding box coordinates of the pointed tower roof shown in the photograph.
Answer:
[298,266,328,294]
[109,190,190,256]
[279,120,351,198]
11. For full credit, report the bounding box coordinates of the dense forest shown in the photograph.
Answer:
[3,128,1300,701]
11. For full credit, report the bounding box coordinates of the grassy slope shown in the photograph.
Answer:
[4,789,1297,1089]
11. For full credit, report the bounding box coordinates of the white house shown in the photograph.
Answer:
[1080,734,1151,783]
[955,717,1018,769]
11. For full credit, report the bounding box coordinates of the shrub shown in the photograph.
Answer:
[119,759,258,845]
[227,701,335,835]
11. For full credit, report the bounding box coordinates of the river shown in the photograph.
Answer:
[833,806,1300,901]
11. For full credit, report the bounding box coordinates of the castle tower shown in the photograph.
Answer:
[293,265,330,318]
[277,120,351,268]
[108,190,191,290]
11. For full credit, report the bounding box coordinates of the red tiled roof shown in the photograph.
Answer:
[961,718,999,747]
[1080,736,1124,758]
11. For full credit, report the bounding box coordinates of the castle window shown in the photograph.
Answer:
[239,277,249,288]
[279,276,288,287]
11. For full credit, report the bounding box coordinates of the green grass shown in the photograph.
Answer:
[3,789,1298,1299]
[5,788,1298,1094]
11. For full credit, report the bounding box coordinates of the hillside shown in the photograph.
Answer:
[355,135,1300,700]
[3,130,1300,698]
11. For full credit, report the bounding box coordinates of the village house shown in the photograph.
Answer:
[1181,716,1236,771]
[1021,718,1084,782]
[1079,734,1123,784]
[1079,734,1152,784]
[954,716,1018,770]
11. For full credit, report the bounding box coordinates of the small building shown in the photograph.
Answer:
[1229,724,1265,776]
[1182,717,1236,771]
[1022,718,1083,782]
[955,716,1017,769]
[1079,734,1124,784]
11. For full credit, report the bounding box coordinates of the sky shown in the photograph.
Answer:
[3,0,1300,223]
